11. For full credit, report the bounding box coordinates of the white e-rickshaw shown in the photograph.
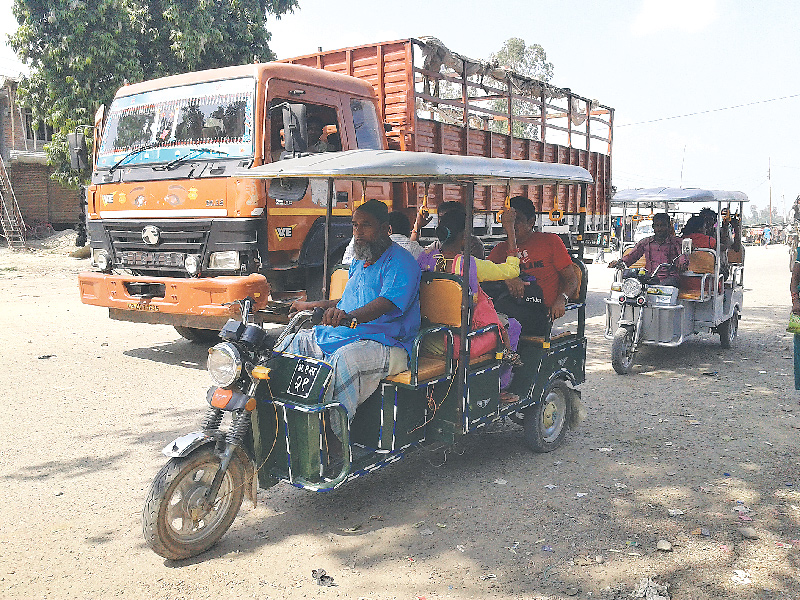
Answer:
[604,188,747,374]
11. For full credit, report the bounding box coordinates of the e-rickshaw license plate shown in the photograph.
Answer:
[287,359,323,399]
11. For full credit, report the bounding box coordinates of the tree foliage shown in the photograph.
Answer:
[10,0,297,186]
[488,37,554,140]
[744,203,781,226]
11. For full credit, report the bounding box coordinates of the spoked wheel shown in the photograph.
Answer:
[611,327,636,374]
[174,326,221,344]
[718,308,739,349]
[143,446,246,560]
[523,380,571,453]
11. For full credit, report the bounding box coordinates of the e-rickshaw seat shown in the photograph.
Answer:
[726,249,743,265]
[329,267,349,300]
[387,272,501,387]
[678,249,721,300]
[328,269,500,388]
[519,259,586,347]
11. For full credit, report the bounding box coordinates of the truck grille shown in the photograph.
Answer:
[106,220,210,274]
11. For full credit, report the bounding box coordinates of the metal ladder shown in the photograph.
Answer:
[0,155,26,248]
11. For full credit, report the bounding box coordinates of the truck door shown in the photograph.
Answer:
[265,80,356,260]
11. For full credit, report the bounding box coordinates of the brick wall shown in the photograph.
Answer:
[6,162,80,227]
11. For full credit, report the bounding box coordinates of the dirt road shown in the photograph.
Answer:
[1,235,798,600]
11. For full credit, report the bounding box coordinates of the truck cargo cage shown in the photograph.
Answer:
[285,37,613,235]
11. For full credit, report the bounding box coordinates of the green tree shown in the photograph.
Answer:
[488,37,554,139]
[10,0,296,186]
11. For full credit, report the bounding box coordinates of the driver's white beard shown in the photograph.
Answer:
[352,238,389,262]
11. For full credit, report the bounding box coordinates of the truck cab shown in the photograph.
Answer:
[79,63,386,337]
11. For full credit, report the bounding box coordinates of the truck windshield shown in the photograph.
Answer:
[97,77,255,170]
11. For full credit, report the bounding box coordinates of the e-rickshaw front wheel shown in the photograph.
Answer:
[143,446,247,560]
[611,327,636,375]
[523,380,571,452]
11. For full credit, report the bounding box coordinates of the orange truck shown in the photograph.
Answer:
[77,37,613,340]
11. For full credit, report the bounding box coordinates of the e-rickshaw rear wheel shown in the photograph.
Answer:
[611,327,636,375]
[718,308,739,349]
[143,446,246,560]
[523,380,571,452]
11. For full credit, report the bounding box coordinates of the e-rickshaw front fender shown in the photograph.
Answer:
[161,429,259,506]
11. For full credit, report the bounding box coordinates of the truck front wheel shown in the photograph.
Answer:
[174,326,220,345]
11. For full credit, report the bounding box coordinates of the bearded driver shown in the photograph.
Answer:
[608,212,684,286]
[280,199,421,424]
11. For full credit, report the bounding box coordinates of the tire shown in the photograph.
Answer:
[174,326,220,344]
[523,380,571,453]
[611,327,636,374]
[718,308,739,349]
[143,446,246,560]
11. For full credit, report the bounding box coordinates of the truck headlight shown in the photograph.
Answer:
[92,249,112,272]
[184,254,201,276]
[209,251,240,270]
[207,342,243,387]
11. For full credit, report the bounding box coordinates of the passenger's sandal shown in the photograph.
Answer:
[501,349,524,367]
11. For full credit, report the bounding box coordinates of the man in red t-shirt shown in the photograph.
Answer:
[487,196,578,335]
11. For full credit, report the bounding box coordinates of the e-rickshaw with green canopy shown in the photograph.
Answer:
[605,187,747,374]
[142,149,592,560]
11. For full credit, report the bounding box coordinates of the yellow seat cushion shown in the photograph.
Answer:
[688,250,716,273]
[329,268,349,300]
[520,330,572,345]
[384,352,496,386]
[385,356,447,385]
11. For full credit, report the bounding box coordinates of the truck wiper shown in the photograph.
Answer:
[108,142,161,174]
[155,147,230,171]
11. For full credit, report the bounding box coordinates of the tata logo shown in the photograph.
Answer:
[275,227,293,239]
[142,225,161,245]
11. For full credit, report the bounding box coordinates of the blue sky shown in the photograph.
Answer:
[3,0,799,214]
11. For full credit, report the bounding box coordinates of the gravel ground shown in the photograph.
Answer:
[0,233,798,600]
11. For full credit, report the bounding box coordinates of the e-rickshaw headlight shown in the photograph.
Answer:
[621,278,643,298]
[207,342,243,386]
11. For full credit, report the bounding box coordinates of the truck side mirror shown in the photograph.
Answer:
[282,104,308,155]
[269,177,309,203]
[67,132,89,171]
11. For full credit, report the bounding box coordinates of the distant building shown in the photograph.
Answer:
[1,62,80,229]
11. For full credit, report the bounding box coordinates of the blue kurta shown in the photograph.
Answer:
[314,243,421,359]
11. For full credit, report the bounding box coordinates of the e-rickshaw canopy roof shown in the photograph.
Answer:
[613,187,748,204]
[236,149,593,185]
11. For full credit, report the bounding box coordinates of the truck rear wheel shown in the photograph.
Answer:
[174,326,220,344]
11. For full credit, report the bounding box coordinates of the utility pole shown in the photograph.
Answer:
[769,157,773,230]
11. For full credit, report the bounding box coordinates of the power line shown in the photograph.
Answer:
[617,93,800,127]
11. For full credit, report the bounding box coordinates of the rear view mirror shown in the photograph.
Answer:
[282,104,308,155]
[67,132,89,171]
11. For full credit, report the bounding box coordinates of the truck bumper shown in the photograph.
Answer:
[78,271,270,329]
